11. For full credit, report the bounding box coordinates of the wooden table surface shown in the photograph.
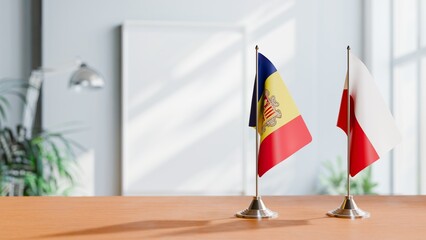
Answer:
[1,196,425,239]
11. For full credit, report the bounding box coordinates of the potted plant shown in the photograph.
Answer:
[318,156,379,195]
[0,79,81,196]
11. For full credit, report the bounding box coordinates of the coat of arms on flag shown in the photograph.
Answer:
[261,89,282,133]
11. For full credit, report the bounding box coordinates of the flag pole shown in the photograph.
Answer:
[346,45,351,198]
[255,45,259,198]
[236,45,277,219]
[326,46,369,219]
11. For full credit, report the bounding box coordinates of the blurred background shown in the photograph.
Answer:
[0,0,424,196]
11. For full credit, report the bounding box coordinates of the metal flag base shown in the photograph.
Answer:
[327,195,370,219]
[236,196,278,219]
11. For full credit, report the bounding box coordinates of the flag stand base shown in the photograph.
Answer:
[236,196,278,219]
[327,195,370,219]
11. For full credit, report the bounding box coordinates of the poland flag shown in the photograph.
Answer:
[337,53,401,177]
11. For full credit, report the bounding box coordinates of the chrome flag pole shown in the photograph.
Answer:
[327,46,369,219]
[236,45,277,219]
[256,44,260,199]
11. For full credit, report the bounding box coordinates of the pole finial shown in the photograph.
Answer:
[347,45,351,50]
[255,45,259,50]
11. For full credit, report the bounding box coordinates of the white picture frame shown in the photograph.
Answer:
[121,21,249,195]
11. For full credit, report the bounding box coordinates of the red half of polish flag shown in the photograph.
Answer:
[337,54,401,177]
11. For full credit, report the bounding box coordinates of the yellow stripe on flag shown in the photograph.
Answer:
[257,71,300,142]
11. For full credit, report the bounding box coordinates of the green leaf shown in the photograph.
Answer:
[0,122,81,196]
[0,96,11,108]
[0,105,7,122]
[318,157,378,195]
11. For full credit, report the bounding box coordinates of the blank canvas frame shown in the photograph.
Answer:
[121,21,249,195]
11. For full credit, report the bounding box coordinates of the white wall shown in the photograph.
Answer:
[0,0,32,127]
[42,0,363,195]
[364,0,393,194]
[365,0,426,195]
[315,0,364,191]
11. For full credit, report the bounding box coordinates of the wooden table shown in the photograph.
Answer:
[1,196,425,239]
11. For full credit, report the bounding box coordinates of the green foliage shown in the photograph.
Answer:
[0,78,82,196]
[318,156,379,195]
[0,125,82,196]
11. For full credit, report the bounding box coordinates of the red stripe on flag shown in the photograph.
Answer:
[265,110,274,119]
[264,107,273,117]
[264,106,273,113]
[337,89,380,176]
[258,115,312,177]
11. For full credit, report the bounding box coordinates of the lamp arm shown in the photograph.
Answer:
[21,58,103,136]
[35,58,83,76]
[21,73,42,137]
[21,58,82,137]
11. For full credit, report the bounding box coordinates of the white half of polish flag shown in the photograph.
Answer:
[337,53,401,177]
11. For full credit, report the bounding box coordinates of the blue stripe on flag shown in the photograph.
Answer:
[249,53,277,127]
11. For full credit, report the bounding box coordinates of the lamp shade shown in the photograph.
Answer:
[69,63,104,90]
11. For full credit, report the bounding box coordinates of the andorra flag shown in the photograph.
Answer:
[337,53,401,176]
[249,53,312,177]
